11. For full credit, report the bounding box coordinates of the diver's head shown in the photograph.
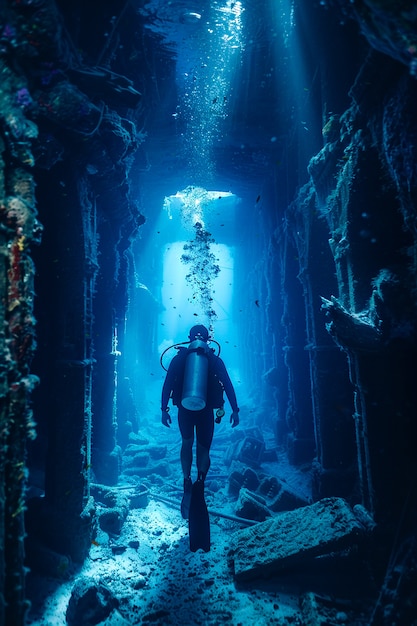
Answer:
[189,324,209,342]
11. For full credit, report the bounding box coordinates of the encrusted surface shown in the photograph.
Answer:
[233,497,364,581]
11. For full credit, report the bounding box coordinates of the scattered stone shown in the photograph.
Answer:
[235,488,272,522]
[127,432,150,445]
[227,460,258,497]
[206,479,220,492]
[131,575,146,590]
[225,435,265,467]
[129,485,149,509]
[91,484,120,507]
[102,609,131,625]
[269,482,309,513]
[99,509,124,536]
[353,504,377,532]
[123,453,150,469]
[124,444,167,460]
[141,609,170,623]
[66,577,119,626]
[123,462,171,479]
[258,476,280,499]
[111,544,127,555]
[241,467,260,491]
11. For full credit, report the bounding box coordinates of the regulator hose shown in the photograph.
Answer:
[160,338,221,371]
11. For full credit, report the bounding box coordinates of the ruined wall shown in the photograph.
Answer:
[313,51,417,522]
[0,57,41,626]
[271,6,417,523]
[0,2,145,623]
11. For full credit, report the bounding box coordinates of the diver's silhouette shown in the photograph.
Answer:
[161,324,239,528]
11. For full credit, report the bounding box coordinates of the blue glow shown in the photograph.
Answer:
[160,241,234,343]
[158,186,239,363]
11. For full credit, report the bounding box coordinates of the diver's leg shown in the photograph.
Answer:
[180,440,193,519]
[189,411,213,551]
[178,408,194,478]
[178,409,194,519]
[180,437,193,478]
[196,443,210,480]
[196,409,214,481]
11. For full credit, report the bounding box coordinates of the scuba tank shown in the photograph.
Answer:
[181,339,209,410]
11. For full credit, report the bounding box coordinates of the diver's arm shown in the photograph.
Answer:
[217,360,238,411]
[161,372,172,412]
[217,359,239,427]
[161,361,175,426]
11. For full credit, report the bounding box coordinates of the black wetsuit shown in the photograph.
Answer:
[162,347,238,449]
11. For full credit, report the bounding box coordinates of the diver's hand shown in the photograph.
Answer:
[230,411,240,428]
[161,411,171,428]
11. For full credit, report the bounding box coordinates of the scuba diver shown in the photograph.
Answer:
[161,324,240,551]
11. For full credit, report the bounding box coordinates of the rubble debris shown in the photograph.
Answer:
[99,509,125,537]
[269,481,309,513]
[227,462,261,497]
[300,591,352,626]
[227,463,309,514]
[124,443,167,460]
[258,476,280,499]
[225,427,267,467]
[128,485,149,509]
[225,435,266,467]
[232,497,367,581]
[66,577,119,626]
[235,488,272,522]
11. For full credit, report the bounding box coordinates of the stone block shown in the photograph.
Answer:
[232,497,365,581]
[269,483,309,513]
[235,488,272,522]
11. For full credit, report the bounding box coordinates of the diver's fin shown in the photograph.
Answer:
[188,479,210,552]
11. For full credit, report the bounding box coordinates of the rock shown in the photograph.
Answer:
[124,444,167,460]
[269,482,309,513]
[232,497,365,581]
[228,470,244,497]
[129,485,149,509]
[122,461,171,479]
[111,544,127,555]
[206,479,220,493]
[225,436,265,467]
[66,577,119,626]
[227,461,259,497]
[91,484,128,508]
[99,509,124,536]
[102,609,131,625]
[241,467,260,491]
[123,452,150,469]
[258,476,280,499]
[127,433,150,445]
[131,575,146,590]
[235,488,272,522]
[148,462,171,478]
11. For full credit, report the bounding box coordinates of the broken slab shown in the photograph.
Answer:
[235,488,272,522]
[232,497,366,581]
